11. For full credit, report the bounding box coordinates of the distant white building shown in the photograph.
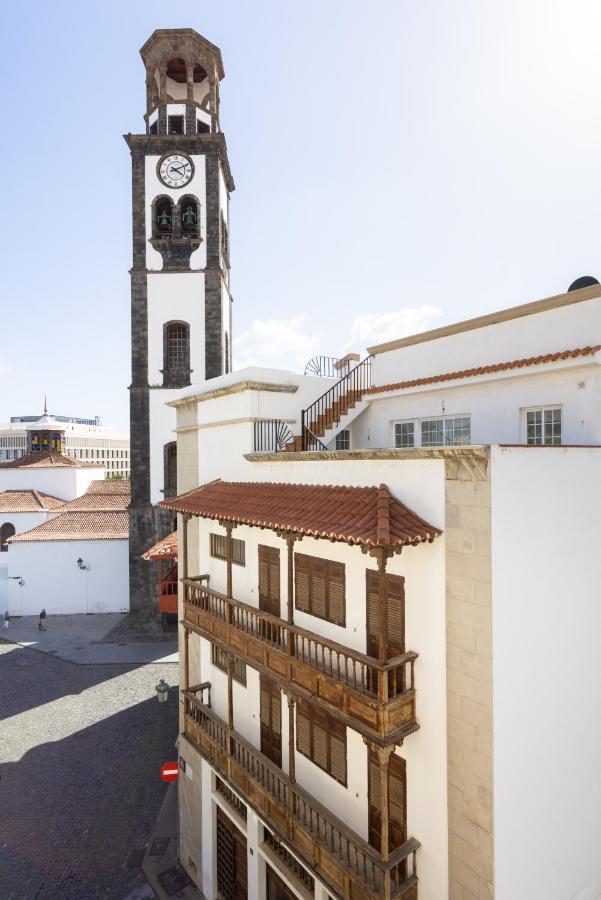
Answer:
[0,407,130,478]
[0,417,130,616]
[162,280,601,900]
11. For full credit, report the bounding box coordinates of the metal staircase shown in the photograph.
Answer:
[284,355,374,451]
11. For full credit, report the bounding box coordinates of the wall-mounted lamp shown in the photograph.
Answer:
[77,558,90,571]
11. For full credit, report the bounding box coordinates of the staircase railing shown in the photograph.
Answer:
[301,355,374,451]
[253,420,294,453]
[304,355,339,378]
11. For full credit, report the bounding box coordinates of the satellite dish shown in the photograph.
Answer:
[568,275,599,292]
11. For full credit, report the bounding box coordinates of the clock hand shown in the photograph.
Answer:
[170,164,185,176]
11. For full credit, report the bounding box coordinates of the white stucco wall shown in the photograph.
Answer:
[6,539,129,616]
[373,293,601,387]
[352,362,601,449]
[0,466,102,501]
[491,446,601,900]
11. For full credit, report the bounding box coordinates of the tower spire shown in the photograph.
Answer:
[43,395,48,416]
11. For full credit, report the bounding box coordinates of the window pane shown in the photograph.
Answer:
[335,430,350,450]
[394,422,414,448]
[421,419,444,447]
[167,324,187,370]
[526,410,542,445]
[445,416,471,446]
[543,408,561,445]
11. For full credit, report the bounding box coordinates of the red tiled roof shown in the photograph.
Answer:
[0,451,102,469]
[8,511,129,543]
[366,345,601,396]
[160,480,440,549]
[142,531,178,561]
[0,490,66,512]
[59,480,131,512]
[84,479,131,495]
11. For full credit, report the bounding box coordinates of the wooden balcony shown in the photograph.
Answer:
[183,580,418,744]
[184,687,419,900]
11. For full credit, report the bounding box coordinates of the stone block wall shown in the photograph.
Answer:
[444,454,494,900]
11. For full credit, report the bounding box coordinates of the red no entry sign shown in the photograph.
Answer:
[160,761,179,782]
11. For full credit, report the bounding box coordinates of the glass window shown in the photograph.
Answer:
[166,324,188,370]
[210,533,245,566]
[168,115,184,134]
[335,429,350,450]
[211,645,246,685]
[445,416,471,445]
[394,421,415,448]
[421,418,444,447]
[526,408,561,445]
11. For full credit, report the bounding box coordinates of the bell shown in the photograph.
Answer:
[157,209,171,230]
[182,205,197,228]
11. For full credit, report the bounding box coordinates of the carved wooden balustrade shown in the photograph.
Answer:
[183,689,419,900]
[182,579,418,743]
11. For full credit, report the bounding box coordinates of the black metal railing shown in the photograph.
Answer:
[253,420,294,452]
[304,355,339,378]
[301,356,373,451]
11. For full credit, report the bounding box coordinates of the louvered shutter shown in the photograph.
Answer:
[327,561,346,626]
[259,546,269,603]
[260,682,270,727]
[272,689,281,737]
[329,719,347,785]
[388,754,407,847]
[312,708,329,771]
[311,558,327,619]
[295,554,310,613]
[296,700,311,756]
[366,570,380,658]
[387,575,405,656]
[270,549,280,605]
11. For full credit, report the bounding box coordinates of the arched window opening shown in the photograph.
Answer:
[1,522,15,552]
[166,58,187,83]
[155,198,173,236]
[197,119,210,134]
[163,321,191,387]
[193,64,207,83]
[180,197,199,237]
[51,433,62,452]
[164,442,177,498]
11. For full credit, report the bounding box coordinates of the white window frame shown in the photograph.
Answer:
[522,405,562,446]
[392,414,471,448]
[335,429,351,450]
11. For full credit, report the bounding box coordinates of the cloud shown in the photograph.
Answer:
[233,305,443,373]
[342,305,443,352]
[233,314,323,372]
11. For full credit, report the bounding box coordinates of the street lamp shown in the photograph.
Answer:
[156,678,169,704]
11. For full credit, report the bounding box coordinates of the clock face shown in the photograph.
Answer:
[158,154,194,188]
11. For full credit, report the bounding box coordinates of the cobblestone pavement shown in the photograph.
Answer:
[0,640,180,899]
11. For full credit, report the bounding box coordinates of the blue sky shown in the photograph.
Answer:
[2,0,601,429]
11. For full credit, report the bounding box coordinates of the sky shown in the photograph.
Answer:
[2,0,601,430]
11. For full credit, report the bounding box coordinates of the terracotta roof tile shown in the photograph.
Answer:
[366,345,601,396]
[0,451,102,469]
[160,480,440,549]
[8,511,129,543]
[59,481,131,512]
[84,479,131,495]
[0,490,66,512]
[141,531,178,561]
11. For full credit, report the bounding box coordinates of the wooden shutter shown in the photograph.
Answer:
[368,751,407,852]
[312,707,329,771]
[366,570,405,659]
[311,558,327,619]
[296,699,311,756]
[295,554,310,613]
[259,545,280,617]
[329,719,347,785]
[328,561,346,626]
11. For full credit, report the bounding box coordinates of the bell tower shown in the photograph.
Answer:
[125,29,235,622]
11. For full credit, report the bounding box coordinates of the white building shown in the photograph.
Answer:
[0,417,130,616]
[0,409,130,478]
[160,280,601,900]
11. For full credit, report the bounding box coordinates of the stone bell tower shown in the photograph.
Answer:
[125,29,235,622]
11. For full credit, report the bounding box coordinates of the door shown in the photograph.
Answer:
[216,806,248,900]
[366,570,405,693]
[368,750,407,853]
[260,675,282,767]
[258,545,280,616]
[266,865,297,900]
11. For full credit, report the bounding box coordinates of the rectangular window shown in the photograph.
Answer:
[210,533,246,566]
[168,115,184,134]
[335,429,350,450]
[211,645,247,685]
[296,699,347,785]
[294,553,345,626]
[394,421,415,448]
[421,415,470,447]
[149,120,158,135]
[526,407,562,445]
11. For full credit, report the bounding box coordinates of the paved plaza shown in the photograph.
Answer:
[0,635,179,899]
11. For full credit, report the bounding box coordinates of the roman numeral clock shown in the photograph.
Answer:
[124,28,235,622]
